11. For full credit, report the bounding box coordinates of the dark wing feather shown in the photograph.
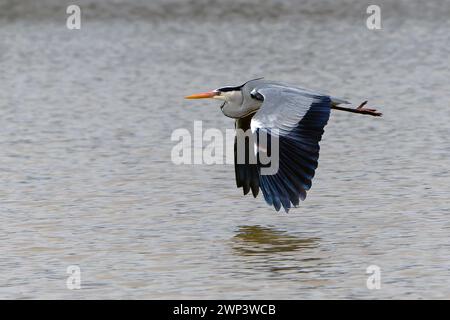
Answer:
[251,85,331,212]
[234,113,260,197]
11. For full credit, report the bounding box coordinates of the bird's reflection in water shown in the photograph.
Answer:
[232,225,322,275]
[233,225,320,255]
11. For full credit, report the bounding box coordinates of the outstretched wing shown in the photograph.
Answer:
[234,84,331,212]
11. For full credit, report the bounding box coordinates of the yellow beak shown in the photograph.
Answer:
[184,91,218,99]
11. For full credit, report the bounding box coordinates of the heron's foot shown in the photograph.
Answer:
[355,101,382,117]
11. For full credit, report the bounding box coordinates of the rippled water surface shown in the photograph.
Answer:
[1,0,450,299]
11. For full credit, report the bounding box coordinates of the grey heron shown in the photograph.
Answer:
[185,78,381,212]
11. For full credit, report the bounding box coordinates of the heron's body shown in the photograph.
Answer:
[185,79,381,212]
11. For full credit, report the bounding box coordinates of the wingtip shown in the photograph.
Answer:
[251,187,259,198]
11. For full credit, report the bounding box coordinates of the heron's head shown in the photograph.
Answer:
[185,78,264,118]
[184,85,243,105]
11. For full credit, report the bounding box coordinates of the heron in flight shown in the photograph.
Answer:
[185,78,381,212]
